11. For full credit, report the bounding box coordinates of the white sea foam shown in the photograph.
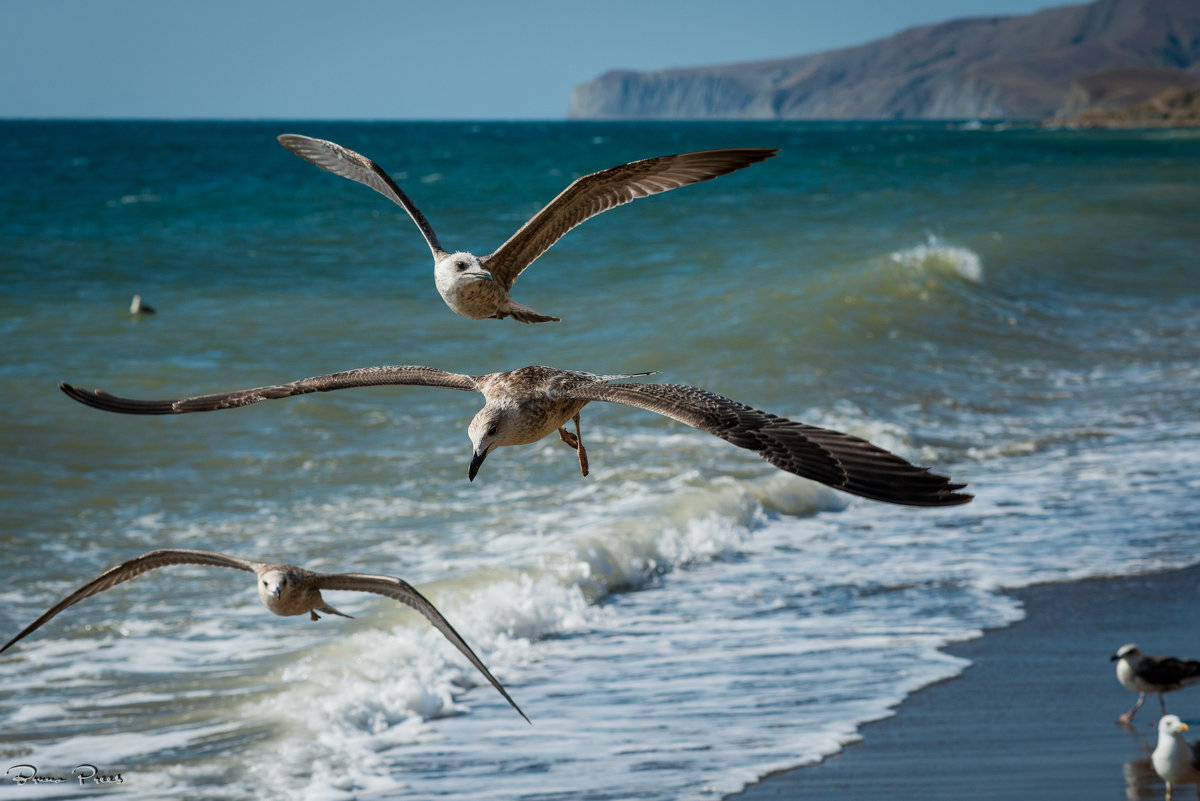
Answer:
[890,234,984,284]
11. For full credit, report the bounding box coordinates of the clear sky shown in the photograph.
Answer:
[2,0,1060,119]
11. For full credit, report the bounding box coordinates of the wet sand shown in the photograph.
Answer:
[728,564,1200,800]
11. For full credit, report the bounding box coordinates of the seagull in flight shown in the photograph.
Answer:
[278,134,777,323]
[1,548,528,723]
[61,365,972,506]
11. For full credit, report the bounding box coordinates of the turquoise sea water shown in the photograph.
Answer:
[1,120,1198,799]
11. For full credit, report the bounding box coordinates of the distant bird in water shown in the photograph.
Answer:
[60,364,972,506]
[0,548,528,723]
[1113,644,1200,725]
[277,134,777,323]
[1152,715,1200,801]
[129,295,155,315]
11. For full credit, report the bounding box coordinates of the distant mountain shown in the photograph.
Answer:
[1050,78,1200,125]
[569,0,1200,120]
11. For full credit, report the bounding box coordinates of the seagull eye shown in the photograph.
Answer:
[456,261,468,271]
[485,424,498,437]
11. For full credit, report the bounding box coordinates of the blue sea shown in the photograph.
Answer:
[1,120,1198,799]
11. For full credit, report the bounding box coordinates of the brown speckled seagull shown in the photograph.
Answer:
[0,548,528,723]
[277,134,778,323]
[61,366,971,506]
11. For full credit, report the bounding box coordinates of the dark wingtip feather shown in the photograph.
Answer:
[59,382,178,415]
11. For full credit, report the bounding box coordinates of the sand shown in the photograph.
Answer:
[728,564,1200,800]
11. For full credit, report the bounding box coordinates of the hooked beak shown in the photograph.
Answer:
[272,584,283,599]
[468,447,490,482]
[467,270,494,283]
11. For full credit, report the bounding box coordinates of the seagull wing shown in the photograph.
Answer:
[1139,655,1200,686]
[563,381,972,507]
[314,573,529,723]
[278,134,446,257]
[1,549,259,655]
[60,366,480,415]
[482,148,778,289]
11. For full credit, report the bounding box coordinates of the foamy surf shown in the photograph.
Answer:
[889,234,984,284]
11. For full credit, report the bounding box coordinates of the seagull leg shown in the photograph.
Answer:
[1117,693,1145,725]
[310,610,320,621]
[556,414,589,477]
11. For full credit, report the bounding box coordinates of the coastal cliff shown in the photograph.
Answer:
[569,0,1200,120]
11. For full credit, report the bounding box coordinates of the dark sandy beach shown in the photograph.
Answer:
[729,564,1200,801]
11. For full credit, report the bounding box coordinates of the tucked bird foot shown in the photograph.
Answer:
[577,443,589,477]
[556,417,590,476]
[557,427,579,449]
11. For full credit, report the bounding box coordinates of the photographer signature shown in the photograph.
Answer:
[6,763,124,786]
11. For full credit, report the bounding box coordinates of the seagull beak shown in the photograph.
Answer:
[468,270,494,283]
[272,585,282,599]
[468,447,489,482]
[1182,723,1191,731]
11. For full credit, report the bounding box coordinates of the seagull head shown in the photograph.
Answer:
[257,566,309,616]
[467,407,512,482]
[1112,643,1140,662]
[435,252,494,286]
[1159,714,1189,736]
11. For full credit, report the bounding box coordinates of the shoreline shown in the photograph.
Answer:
[727,564,1200,800]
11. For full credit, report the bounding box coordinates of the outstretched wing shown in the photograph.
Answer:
[278,134,446,258]
[60,366,479,415]
[482,148,778,289]
[564,382,972,507]
[315,573,529,723]
[1,549,258,655]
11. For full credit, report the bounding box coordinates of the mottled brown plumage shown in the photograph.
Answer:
[278,134,778,323]
[61,365,971,506]
[1,548,528,723]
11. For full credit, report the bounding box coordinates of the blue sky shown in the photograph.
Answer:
[2,0,1059,119]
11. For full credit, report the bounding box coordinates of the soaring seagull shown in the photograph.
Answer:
[61,365,972,506]
[277,134,777,323]
[0,548,528,723]
[1113,643,1200,725]
[1152,715,1200,801]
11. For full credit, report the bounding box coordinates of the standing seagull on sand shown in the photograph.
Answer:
[1113,644,1200,725]
[1152,715,1200,801]
[277,134,777,323]
[0,548,528,723]
[61,364,972,507]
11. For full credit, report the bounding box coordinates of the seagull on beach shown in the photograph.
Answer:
[277,133,778,323]
[1113,644,1200,725]
[60,365,972,506]
[0,548,528,723]
[1152,715,1200,801]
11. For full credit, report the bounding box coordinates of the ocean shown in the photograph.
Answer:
[1,120,1197,799]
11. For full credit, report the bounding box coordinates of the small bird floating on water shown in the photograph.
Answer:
[61,365,972,506]
[277,133,777,323]
[0,548,528,723]
[129,294,155,315]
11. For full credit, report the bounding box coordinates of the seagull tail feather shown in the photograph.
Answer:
[505,302,560,324]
